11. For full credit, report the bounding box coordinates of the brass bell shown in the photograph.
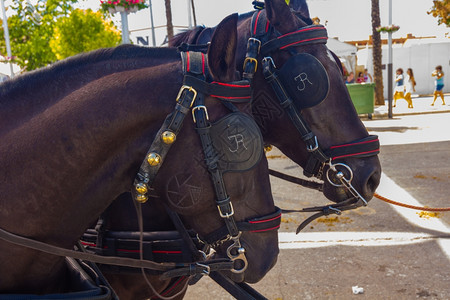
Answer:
[135,182,148,194]
[135,193,148,203]
[161,131,176,144]
[147,152,161,166]
[264,144,273,152]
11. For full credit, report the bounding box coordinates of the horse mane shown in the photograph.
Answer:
[0,45,179,98]
[170,26,206,47]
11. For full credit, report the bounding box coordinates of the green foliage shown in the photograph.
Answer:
[428,0,450,27]
[50,9,121,60]
[0,0,121,71]
[100,0,147,13]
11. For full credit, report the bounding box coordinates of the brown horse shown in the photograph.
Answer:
[91,1,382,299]
[0,14,279,298]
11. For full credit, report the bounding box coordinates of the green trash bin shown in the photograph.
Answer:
[346,83,375,116]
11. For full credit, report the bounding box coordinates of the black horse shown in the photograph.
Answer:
[0,14,279,297]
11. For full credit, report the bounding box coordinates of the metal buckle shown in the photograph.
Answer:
[306,136,319,152]
[195,262,210,276]
[192,105,209,123]
[248,37,261,53]
[217,202,234,218]
[243,57,258,73]
[262,56,276,69]
[176,85,197,108]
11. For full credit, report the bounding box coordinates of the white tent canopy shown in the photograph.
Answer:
[327,38,357,75]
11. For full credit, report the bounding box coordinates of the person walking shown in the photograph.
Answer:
[431,65,445,106]
[404,68,416,108]
[393,68,405,107]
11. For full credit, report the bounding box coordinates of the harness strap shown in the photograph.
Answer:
[260,25,328,56]
[202,207,281,245]
[243,10,271,81]
[133,83,197,203]
[261,57,329,177]
[282,197,365,234]
[149,276,189,300]
[183,75,251,102]
[193,96,240,238]
[177,42,209,54]
[0,226,177,271]
[163,204,208,261]
[210,271,268,300]
[81,229,198,265]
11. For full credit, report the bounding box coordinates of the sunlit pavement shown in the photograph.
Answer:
[185,105,450,299]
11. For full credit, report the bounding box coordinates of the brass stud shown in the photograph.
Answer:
[135,194,148,203]
[135,182,148,195]
[147,152,161,166]
[161,131,176,144]
[264,144,273,152]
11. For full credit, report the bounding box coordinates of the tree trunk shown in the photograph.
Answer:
[371,0,384,105]
[164,0,174,42]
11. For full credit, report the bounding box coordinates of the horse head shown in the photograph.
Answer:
[148,13,279,285]
[235,0,381,204]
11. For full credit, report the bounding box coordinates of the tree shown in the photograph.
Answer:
[428,0,450,27]
[371,0,384,105]
[164,0,173,42]
[50,9,121,60]
[0,0,121,71]
[0,0,77,70]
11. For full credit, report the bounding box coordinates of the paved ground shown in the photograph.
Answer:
[184,98,450,299]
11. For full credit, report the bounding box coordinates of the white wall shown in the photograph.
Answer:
[361,41,450,99]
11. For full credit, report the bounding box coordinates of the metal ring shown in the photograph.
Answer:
[326,162,354,187]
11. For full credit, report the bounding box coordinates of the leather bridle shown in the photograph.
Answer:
[0,47,281,298]
[241,8,380,232]
[131,48,281,277]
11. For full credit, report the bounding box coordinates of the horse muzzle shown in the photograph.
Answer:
[322,156,381,203]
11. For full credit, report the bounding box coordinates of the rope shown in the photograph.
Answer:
[374,193,450,212]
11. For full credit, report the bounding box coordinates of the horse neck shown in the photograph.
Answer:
[0,46,180,134]
[0,53,183,243]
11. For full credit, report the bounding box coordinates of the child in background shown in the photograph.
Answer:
[393,68,405,107]
[431,65,445,106]
[404,68,416,108]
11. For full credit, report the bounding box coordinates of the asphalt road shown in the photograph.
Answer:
[184,112,450,299]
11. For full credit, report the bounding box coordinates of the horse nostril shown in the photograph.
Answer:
[365,170,381,197]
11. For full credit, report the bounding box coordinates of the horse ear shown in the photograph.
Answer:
[289,0,310,18]
[265,0,298,34]
[207,13,238,82]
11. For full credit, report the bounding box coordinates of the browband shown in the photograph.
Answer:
[260,25,328,56]
[183,75,251,102]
